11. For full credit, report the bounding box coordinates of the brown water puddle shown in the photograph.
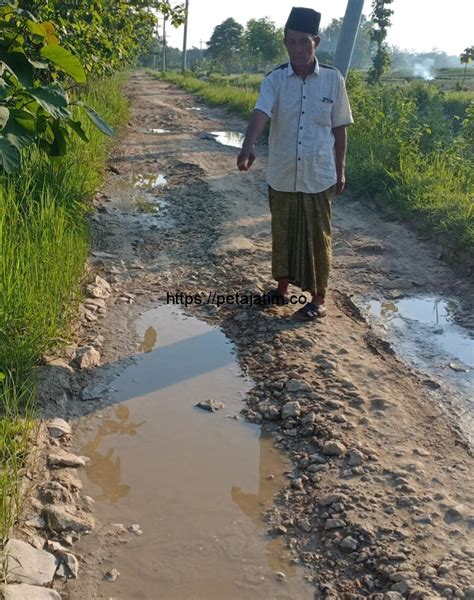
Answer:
[78,306,314,599]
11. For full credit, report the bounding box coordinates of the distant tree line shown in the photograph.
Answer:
[146,13,471,77]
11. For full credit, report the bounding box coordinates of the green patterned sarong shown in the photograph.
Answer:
[268,185,335,296]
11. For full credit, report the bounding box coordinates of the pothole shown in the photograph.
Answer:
[209,131,245,148]
[76,305,313,599]
[357,295,473,440]
[365,297,472,369]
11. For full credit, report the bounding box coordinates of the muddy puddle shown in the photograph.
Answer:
[210,131,245,148]
[359,295,473,438]
[132,173,167,190]
[105,174,173,228]
[146,128,170,134]
[78,305,314,599]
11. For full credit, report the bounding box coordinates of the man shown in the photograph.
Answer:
[237,6,353,319]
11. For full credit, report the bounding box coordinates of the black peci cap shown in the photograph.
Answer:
[285,7,321,35]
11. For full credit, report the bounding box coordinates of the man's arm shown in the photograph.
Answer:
[332,125,347,196]
[237,109,269,171]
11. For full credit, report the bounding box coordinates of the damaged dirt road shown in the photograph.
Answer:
[21,72,473,599]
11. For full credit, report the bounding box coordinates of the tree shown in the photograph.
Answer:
[367,0,394,84]
[460,46,474,87]
[207,18,244,74]
[319,15,373,69]
[243,18,285,71]
[0,0,185,173]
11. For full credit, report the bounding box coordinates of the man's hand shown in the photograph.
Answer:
[237,151,256,171]
[237,110,269,172]
[334,175,345,196]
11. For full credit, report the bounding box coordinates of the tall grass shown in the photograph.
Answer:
[0,374,36,548]
[0,73,129,546]
[154,70,473,252]
[157,71,257,118]
[346,73,473,249]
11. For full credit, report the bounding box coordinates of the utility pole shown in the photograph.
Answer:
[181,0,189,73]
[334,0,365,78]
[152,19,159,70]
[162,16,167,73]
[199,39,205,64]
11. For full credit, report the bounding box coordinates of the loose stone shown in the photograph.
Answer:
[322,440,347,457]
[1,585,61,600]
[46,418,72,438]
[47,449,86,469]
[5,540,57,586]
[74,346,101,369]
[195,399,225,412]
[324,518,346,530]
[340,536,359,551]
[105,569,120,582]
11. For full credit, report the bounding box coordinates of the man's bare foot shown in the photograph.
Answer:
[277,278,290,297]
[311,293,325,306]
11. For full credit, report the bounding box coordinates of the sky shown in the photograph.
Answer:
[164,0,473,57]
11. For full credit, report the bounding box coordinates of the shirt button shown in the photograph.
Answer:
[298,142,301,144]
[300,126,303,130]
[302,111,305,114]
[298,158,301,161]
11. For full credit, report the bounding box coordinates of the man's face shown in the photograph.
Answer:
[284,28,320,67]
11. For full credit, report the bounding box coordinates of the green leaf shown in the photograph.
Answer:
[3,118,35,149]
[68,119,89,142]
[29,59,49,70]
[49,121,68,156]
[0,372,5,383]
[25,86,70,119]
[0,105,9,129]
[0,50,34,87]
[10,108,35,132]
[84,106,115,136]
[27,20,47,38]
[40,45,86,84]
[0,135,21,173]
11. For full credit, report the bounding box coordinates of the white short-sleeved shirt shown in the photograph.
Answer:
[255,59,353,194]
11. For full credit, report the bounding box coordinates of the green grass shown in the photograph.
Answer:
[0,72,129,547]
[152,70,473,252]
[156,71,258,118]
[346,73,473,249]
[0,373,36,548]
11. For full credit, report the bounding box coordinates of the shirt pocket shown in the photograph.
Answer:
[313,100,333,127]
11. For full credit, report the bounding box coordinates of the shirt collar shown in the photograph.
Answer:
[288,57,320,78]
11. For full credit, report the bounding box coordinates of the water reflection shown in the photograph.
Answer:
[231,431,297,578]
[209,131,245,148]
[132,173,167,190]
[140,326,158,353]
[376,297,457,326]
[368,296,473,367]
[82,405,145,503]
